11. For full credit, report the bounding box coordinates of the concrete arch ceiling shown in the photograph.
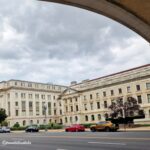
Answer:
[40,0,150,42]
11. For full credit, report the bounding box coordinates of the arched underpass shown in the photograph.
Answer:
[40,0,150,42]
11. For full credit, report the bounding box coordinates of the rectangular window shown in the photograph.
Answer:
[118,88,122,94]
[146,83,150,90]
[41,94,45,99]
[127,86,131,93]
[21,93,26,99]
[29,94,32,99]
[90,94,93,99]
[29,101,33,112]
[90,102,93,110]
[84,104,87,111]
[111,90,114,96]
[71,106,73,112]
[35,94,39,99]
[15,93,18,99]
[104,101,107,108]
[96,93,99,98]
[8,102,11,116]
[76,105,79,111]
[15,102,18,106]
[47,95,51,100]
[21,101,26,112]
[147,94,150,103]
[48,102,51,115]
[15,110,19,116]
[137,95,142,104]
[136,85,141,91]
[36,102,40,115]
[97,102,100,109]
[42,102,45,115]
[84,96,86,100]
[103,91,106,97]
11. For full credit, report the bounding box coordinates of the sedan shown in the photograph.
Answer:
[65,124,85,132]
[25,126,39,132]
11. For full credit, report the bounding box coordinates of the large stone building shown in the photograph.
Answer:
[0,64,150,127]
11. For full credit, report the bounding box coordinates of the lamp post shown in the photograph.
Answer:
[43,103,47,132]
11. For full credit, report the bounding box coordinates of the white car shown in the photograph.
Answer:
[1,127,11,133]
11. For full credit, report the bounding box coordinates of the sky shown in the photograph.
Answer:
[0,0,149,85]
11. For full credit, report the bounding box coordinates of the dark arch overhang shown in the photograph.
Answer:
[40,0,150,42]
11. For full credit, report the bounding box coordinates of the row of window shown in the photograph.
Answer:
[9,81,62,91]
[7,93,56,100]
[84,83,150,100]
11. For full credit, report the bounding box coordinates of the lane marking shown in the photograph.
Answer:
[57,149,68,150]
[1,135,150,141]
[88,142,126,145]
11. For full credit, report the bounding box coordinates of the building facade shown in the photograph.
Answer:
[57,64,150,125]
[0,64,150,127]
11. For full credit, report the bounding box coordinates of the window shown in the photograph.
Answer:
[29,101,33,114]
[104,101,107,108]
[60,110,62,115]
[146,83,150,90]
[84,96,86,100]
[28,83,32,87]
[136,85,141,91]
[110,90,114,96]
[15,82,17,86]
[15,102,18,106]
[70,117,72,123]
[118,88,122,94]
[15,110,19,116]
[90,94,93,99]
[91,115,95,121]
[84,104,87,111]
[70,98,72,103]
[48,102,51,115]
[47,95,51,100]
[41,94,45,99]
[21,93,26,99]
[96,93,99,98]
[23,120,26,126]
[76,105,79,111]
[28,94,32,99]
[8,102,11,116]
[85,115,88,121]
[137,95,142,104]
[42,102,46,115]
[35,94,39,99]
[21,101,26,112]
[15,93,18,98]
[71,106,73,112]
[54,109,57,115]
[98,114,101,120]
[90,103,93,110]
[65,117,68,123]
[75,97,78,102]
[97,102,100,109]
[103,91,106,97]
[66,106,68,112]
[147,94,150,103]
[127,86,131,93]
[36,102,40,115]
[75,116,78,122]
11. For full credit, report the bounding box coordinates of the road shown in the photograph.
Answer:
[0,131,150,150]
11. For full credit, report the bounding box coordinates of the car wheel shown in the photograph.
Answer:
[91,128,96,132]
[65,129,69,132]
[105,127,110,132]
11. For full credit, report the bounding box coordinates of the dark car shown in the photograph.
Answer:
[25,126,39,132]
[65,124,85,132]
[90,121,119,132]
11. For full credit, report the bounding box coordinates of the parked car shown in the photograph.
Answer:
[2,126,11,133]
[90,121,119,132]
[0,127,11,133]
[65,124,85,132]
[25,126,39,132]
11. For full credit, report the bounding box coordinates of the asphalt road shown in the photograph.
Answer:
[0,131,150,150]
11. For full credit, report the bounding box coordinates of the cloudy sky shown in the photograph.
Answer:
[0,0,149,85]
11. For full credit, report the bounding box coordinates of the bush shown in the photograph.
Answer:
[1,121,8,126]
[11,126,26,131]
[13,122,20,128]
[81,123,95,128]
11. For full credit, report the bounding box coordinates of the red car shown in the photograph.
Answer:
[65,124,85,132]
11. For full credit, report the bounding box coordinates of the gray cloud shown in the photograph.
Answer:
[0,0,149,85]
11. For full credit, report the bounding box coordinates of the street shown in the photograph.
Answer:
[0,131,150,150]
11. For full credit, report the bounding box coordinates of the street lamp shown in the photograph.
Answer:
[43,103,47,132]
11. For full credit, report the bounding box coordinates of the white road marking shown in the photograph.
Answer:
[88,142,126,145]
[57,149,68,150]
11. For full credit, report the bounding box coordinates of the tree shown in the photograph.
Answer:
[0,108,7,125]
[107,97,145,124]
